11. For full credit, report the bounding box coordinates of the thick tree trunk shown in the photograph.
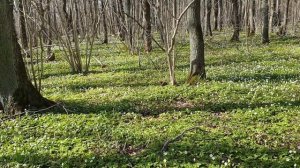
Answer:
[262,0,270,44]
[143,0,152,52]
[213,0,219,30]
[230,0,240,41]
[0,0,54,114]
[187,0,206,84]
[206,0,213,36]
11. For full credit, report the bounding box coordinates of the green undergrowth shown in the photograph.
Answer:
[1,33,300,167]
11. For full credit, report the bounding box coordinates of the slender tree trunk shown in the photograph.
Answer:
[269,0,276,32]
[46,0,54,61]
[63,0,72,31]
[249,0,256,35]
[143,0,152,52]
[19,0,28,50]
[187,0,206,83]
[124,0,133,50]
[115,0,125,41]
[276,0,281,27]
[262,0,270,44]
[219,0,223,31]
[230,0,240,41]
[0,0,54,114]
[214,0,219,30]
[155,0,166,47]
[101,0,108,44]
[206,0,213,36]
[244,0,250,37]
[278,0,290,36]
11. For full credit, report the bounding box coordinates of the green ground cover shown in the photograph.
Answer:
[0,34,300,167]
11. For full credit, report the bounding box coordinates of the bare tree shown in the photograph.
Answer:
[0,0,54,114]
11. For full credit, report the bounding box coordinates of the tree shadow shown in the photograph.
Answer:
[208,73,300,83]
[59,98,300,117]
[0,130,295,167]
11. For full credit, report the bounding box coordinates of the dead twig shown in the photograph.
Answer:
[161,126,208,153]
[0,102,75,123]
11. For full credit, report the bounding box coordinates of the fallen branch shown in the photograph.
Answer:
[161,126,208,153]
[0,102,74,123]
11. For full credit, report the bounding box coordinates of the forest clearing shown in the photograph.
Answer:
[1,0,300,167]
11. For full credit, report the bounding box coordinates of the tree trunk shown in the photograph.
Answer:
[219,0,223,31]
[249,0,256,35]
[143,0,152,52]
[214,0,219,30]
[262,0,270,44]
[101,0,108,44]
[206,0,213,36]
[187,0,206,84]
[269,0,276,32]
[63,0,72,31]
[278,0,290,36]
[276,0,282,27]
[230,0,240,41]
[19,0,28,50]
[124,0,133,50]
[0,0,54,114]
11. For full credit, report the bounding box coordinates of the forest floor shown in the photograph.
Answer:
[1,34,300,167]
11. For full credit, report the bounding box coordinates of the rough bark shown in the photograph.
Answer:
[187,0,206,83]
[143,0,152,52]
[0,0,54,114]
[230,0,240,41]
[262,0,270,44]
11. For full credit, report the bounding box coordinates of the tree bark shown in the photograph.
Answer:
[230,0,240,41]
[278,0,290,36]
[187,0,206,83]
[101,0,108,44]
[124,0,133,49]
[219,0,223,31]
[249,0,256,35]
[143,0,152,52]
[0,0,54,114]
[19,0,28,50]
[269,0,276,32]
[213,0,219,30]
[262,0,270,44]
[206,0,213,36]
